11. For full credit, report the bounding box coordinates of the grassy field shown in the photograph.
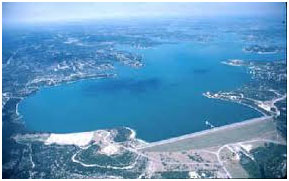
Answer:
[139,116,276,152]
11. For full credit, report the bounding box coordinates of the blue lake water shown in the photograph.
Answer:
[19,42,267,142]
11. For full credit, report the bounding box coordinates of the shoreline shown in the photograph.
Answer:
[12,60,280,149]
[14,84,277,150]
[203,92,267,117]
[13,73,116,122]
[16,89,271,147]
[16,85,265,144]
[24,115,273,149]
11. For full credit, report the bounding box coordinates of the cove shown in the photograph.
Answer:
[19,42,263,142]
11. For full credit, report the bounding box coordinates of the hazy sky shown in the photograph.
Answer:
[3,2,287,24]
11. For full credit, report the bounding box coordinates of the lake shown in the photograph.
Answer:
[19,42,264,142]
